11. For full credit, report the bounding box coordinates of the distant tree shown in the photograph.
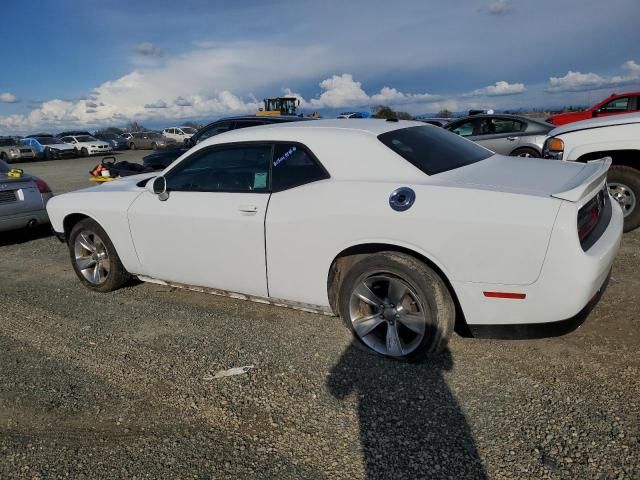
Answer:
[371,105,413,120]
[371,105,396,119]
[126,121,145,132]
[181,120,202,129]
[436,109,452,118]
[99,126,123,135]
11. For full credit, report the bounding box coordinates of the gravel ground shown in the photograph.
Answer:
[1,153,639,479]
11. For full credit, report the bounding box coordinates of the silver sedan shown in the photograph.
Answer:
[0,159,53,232]
[445,114,553,158]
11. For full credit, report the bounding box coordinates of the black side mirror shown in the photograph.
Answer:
[152,176,169,201]
[592,109,600,117]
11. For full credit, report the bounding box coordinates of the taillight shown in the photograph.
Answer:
[35,179,51,193]
[577,188,606,244]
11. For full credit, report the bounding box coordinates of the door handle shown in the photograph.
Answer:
[507,136,518,141]
[239,205,258,214]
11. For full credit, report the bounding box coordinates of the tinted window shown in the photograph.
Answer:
[271,143,328,191]
[166,144,271,193]
[601,97,629,112]
[450,120,477,137]
[378,126,492,176]
[480,118,525,135]
[195,122,233,144]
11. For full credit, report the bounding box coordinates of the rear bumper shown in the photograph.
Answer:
[452,197,623,337]
[0,209,50,232]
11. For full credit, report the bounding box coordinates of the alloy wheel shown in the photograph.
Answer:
[348,274,428,357]
[73,230,111,285]
[608,182,636,218]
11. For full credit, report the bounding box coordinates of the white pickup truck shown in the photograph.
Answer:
[543,112,640,232]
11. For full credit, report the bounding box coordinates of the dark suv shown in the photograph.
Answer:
[143,115,308,169]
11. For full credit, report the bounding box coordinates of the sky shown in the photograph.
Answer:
[0,0,638,134]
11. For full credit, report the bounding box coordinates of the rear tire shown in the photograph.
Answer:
[68,218,130,292]
[151,142,157,150]
[337,251,455,362]
[511,147,540,158]
[608,165,640,232]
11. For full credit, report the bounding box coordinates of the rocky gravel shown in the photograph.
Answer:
[0,154,638,479]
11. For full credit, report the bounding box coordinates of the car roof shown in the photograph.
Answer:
[237,118,424,135]
[175,119,431,182]
[550,111,640,136]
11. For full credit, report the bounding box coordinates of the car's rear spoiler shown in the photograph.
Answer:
[551,157,611,202]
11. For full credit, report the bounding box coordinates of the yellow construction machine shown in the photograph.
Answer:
[256,97,300,116]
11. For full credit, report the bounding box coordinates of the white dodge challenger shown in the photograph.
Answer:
[47,119,623,360]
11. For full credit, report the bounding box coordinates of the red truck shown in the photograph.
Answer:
[546,92,640,126]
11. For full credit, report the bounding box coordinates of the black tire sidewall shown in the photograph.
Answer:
[511,147,540,158]
[608,165,640,232]
[68,218,129,292]
[337,252,454,362]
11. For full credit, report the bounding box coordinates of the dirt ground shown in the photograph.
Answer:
[1,153,638,479]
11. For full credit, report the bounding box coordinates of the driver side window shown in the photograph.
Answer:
[166,144,271,193]
[601,97,629,113]
[195,122,233,144]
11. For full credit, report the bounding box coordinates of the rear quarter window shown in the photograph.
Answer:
[378,125,492,175]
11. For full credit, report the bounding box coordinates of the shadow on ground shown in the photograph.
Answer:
[0,225,52,247]
[328,344,486,479]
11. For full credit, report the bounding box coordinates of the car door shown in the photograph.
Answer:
[596,96,632,118]
[127,142,272,297]
[473,117,525,154]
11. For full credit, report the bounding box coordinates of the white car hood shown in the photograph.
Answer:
[434,154,599,198]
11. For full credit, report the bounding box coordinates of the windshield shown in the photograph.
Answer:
[181,127,197,134]
[378,125,492,176]
[37,137,64,145]
[0,138,18,146]
[76,136,96,142]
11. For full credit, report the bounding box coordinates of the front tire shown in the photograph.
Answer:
[80,147,88,157]
[68,218,130,292]
[608,165,640,232]
[337,252,455,361]
[511,147,540,158]
[129,142,136,150]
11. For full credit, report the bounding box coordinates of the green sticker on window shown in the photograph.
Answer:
[254,171,267,189]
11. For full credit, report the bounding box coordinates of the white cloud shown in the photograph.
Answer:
[487,0,512,15]
[546,60,640,92]
[144,100,168,109]
[284,74,438,110]
[0,92,18,103]
[465,80,526,97]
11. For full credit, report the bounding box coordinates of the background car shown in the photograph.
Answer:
[22,136,78,159]
[162,126,198,142]
[128,132,177,150]
[0,158,52,232]
[57,130,92,138]
[546,92,640,126]
[93,132,129,150]
[59,135,111,156]
[445,114,552,157]
[0,137,36,162]
[415,117,452,127]
[48,120,621,361]
[543,112,640,232]
[143,115,309,169]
